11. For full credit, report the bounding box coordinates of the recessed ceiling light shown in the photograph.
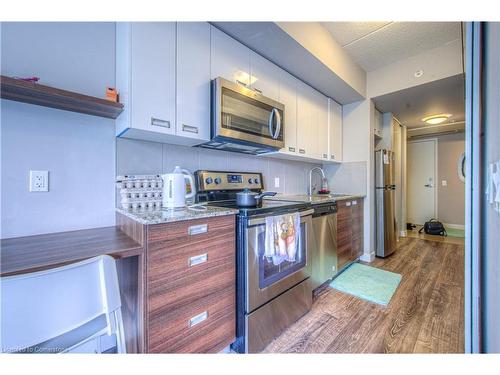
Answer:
[414,70,424,78]
[421,113,452,125]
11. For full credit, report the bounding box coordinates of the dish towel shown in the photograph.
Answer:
[264,212,301,266]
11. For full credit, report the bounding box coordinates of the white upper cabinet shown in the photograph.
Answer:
[250,51,280,101]
[176,22,211,142]
[116,22,210,145]
[116,22,176,139]
[279,68,298,153]
[296,81,316,158]
[329,99,343,161]
[210,26,251,85]
[316,92,329,161]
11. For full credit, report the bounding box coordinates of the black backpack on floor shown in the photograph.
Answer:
[419,219,447,236]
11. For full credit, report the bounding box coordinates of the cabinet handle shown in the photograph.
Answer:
[236,79,249,88]
[323,154,328,159]
[253,87,262,94]
[151,117,171,128]
[288,147,296,152]
[182,124,199,134]
[189,311,208,328]
[331,154,335,159]
[299,149,305,154]
[189,253,208,267]
[346,201,351,207]
[188,224,208,235]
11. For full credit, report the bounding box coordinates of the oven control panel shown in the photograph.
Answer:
[195,170,264,192]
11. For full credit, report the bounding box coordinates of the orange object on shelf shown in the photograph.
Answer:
[106,87,119,103]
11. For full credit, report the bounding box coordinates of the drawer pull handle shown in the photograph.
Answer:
[352,200,357,205]
[182,124,199,134]
[346,202,351,207]
[188,224,208,235]
[151,117,171,128]
[189,253,208,267]
[189,311,208,327]
[288,147,296,152]
[299,149,305,154]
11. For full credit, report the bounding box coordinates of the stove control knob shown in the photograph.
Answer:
[214,177,222,185]
[254,178,260,184]
[248,178,253,184]
[205,177,213,185]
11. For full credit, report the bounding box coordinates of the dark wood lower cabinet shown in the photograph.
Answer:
[146,215,236,353]
[336,199,364,271]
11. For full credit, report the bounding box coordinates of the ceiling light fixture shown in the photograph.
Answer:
[421,113,453,125]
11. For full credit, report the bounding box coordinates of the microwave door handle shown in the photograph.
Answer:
[268,108,275,138]
[273,108,281,140]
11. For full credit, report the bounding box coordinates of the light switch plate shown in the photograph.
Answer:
[441,180,447,187]
[30,170,49,192]
[274,177,280,188]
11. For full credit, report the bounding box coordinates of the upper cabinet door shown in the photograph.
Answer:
[329,99,343,161]
[296,81,316,157]
[316,92,329,160]
[176,22,210,142]
[279,69,298,153]
[250,51,280,101]
[210,26,251,85]
[130,22,176,135]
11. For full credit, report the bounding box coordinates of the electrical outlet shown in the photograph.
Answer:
[30,171,49,192]
[274,177,280,188]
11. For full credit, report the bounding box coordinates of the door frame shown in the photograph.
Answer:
[407,137,439,224]
[464,21,482,353]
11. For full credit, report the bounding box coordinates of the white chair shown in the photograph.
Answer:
[0,255,126,353]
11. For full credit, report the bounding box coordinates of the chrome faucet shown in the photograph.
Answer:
[308,167,326,196]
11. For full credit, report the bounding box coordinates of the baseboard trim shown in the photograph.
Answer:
[360,251,375,263]
[443,223,465,230]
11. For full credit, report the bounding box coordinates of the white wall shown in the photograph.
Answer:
[341,99,375,261]
[276,22,366,98]
[368,39,463,99]
[1,22,117,238]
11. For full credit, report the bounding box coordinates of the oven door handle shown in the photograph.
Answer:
[247,209,314,227]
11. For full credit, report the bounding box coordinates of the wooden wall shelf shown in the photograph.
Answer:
[0,75,124,119]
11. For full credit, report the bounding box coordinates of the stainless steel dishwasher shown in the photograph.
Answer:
[311,201,338,290]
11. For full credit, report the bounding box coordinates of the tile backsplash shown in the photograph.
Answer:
[116,138,322,195]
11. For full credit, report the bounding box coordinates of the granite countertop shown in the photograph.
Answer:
[116,205,238,225]
[265,193,366,205]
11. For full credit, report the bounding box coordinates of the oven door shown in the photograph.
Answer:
[245,209,314,313]
[212,77,285,150]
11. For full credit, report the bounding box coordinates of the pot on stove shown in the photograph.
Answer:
[236,189,277,207]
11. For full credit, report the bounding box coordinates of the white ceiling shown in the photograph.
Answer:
[321,22,462,72]
[372,74,465,129]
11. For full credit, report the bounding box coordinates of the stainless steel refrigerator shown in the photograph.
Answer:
[375,149,398,257]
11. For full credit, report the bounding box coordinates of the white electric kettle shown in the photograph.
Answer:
[162,166,195,209]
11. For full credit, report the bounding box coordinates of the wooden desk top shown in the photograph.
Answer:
[1,226,143,276]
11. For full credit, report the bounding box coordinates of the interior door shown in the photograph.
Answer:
[407,139,437,225]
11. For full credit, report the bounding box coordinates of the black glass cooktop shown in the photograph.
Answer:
[204,199,310,217]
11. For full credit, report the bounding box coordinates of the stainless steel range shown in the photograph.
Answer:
[194,170,314,353]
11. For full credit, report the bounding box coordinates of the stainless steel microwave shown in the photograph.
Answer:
[199,77,285,154]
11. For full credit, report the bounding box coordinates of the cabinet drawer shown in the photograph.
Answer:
[148,244,235,314]
[148,215,235,242]
[148,287,235,353]
[148,229,235,287]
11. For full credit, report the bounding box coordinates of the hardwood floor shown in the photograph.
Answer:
[263,237,464,353]
[406,228,465,245]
